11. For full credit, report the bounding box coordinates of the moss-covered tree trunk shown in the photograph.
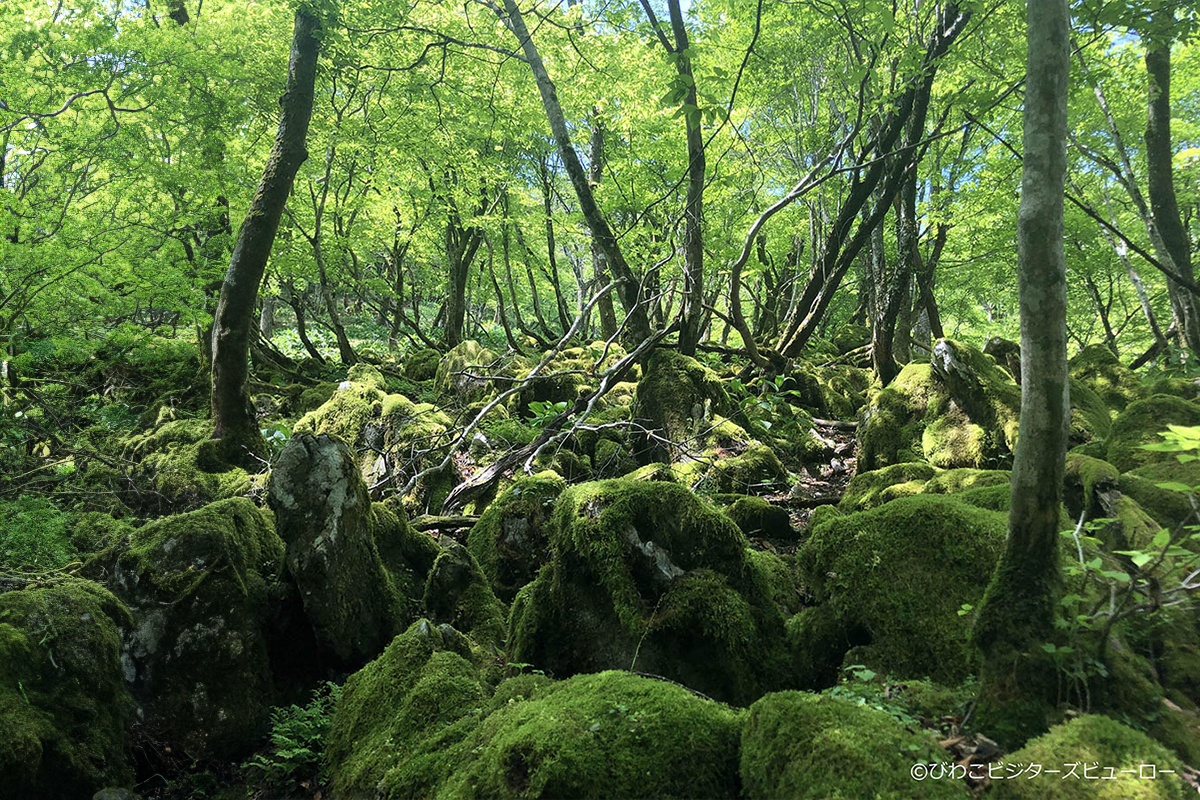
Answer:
[971,0,1070,749]
[209,5,321,461]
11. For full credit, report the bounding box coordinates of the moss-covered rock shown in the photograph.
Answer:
[1070,344,1146,412]
[327,622,744,800]
[838,462,939,512]
[1001,715,1190,800]
[0,579,134,799]
[830,323,871,355]
[88,498,284,761]
[632,350,731,463]
[507,479,791,704]
[922,467,1011,495]
[293,378,459,513]
[1147,376,1200,401]
[268,433,439,666]
[673,442,790,494]
[740,691,964,800]
[593,437,639,478]
[1118,473,1195,531]
[429,671,743,800]
[797,494,1007,682]
[467,475,565,603]
[1107,395,1200,473]
[404,348,442,381]
[116,418,253,513]
[725,496,794,539]
[421,541,507,648]
[434,340,499,400]
[1071,377,1115,445]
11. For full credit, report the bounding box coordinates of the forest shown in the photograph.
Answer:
[2,0,1200,798]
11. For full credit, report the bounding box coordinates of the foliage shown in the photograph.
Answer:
[241,681,343,798]
[0,496,76,572]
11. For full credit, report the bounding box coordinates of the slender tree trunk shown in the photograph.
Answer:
[588,118,619,339]
[665,0,706,356]
[1144,13,1200,353]
[972,0,1070,749]
[497,0,651,345]
[210,6,321,460]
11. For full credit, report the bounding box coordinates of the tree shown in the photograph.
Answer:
[971,0,1071,748]
[209,4,323,463]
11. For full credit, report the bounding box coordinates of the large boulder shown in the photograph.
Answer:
[326,620,744,800]
[507,479,792,704]
[1070,343,1146,412]
[1002,715,1190,800]
[434,340,499,400]
[421,540,507,648]
[1106,394,1200,473]
[293,372,458,512]
[269,433,439,666]
[797,494,1006,683]
[88,498,284,761]
[740,691,963,800]
[0,580,134,799]
[466,474,566,602]
[632,350,731,463]
[859,339,1108,471]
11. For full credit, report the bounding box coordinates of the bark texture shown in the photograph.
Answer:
[971,0,1070,749]
[210,6,321,459]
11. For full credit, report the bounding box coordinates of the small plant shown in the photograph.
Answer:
[260,422,292,462]
[241,681,342,798]
[527,400,568,428]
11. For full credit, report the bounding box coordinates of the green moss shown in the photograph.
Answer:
[1070,344,1147,412]
[326,620,491,799]
[1107,395,1200,472]
[0,579,134,799]
[427,671,744,800]
[88,498,285,761]
[839,462,939,513]
[118,418,253,513]
[632,350,731,462]
[726,496,794,539]
[507,479,791,704]
[830,323,870,354]
[922,467,1011,495]
[857,363,937,470]
[1071,377,1115,445]
[0,496,76,571]
[404,348,442,381]
[422,541,507,648]
[1146,376,1200,401]
[1002,715,1190,800]
[434,340,499,400]
[1118,473,1194,530]
[922,409,988,467]
[954,483,1012,512]
[593,438,638,478]
[467,475,565,603]
[740,691,964,800]
[69,512,131,555]
[746,549,802,615]
[1070,440,1110,460]
[798,494,1007,683]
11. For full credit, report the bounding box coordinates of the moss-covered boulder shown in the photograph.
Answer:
[293,376,458,512]
[857,342,1017,471]
[797,494,1007,683]
[421,541,507,648]
[327,620,744,800]
[89,498,284,761]
[632,350,731,463]
[268,433,439,666]
[467,474,565,602]
[1001,715,1190,800]
[673,441,790,493]
[740,691,964,800]
[434,340,499,400]
[403,347,442,381]
[507,479,792,704]
[725,496,794,539]
[114,418,253,513]
[1070,344,1146,412]
[984,336,1022,381]
[1107,394,1200,473]
[922,467,1011,495]
[0,579,134,799]
[1071,377,1115,445]
[592,437,639,478]
[830,323,871,355]
[838,462,939,512]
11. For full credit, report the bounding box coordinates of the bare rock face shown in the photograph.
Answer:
[268,433,437,666]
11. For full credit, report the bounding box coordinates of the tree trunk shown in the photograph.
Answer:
[497,0,651,346]
[588,118,619,339]
[210,6,321,461]
[972,0,1070,749]
[665,0,706,356]
[1144,12,1200,353]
